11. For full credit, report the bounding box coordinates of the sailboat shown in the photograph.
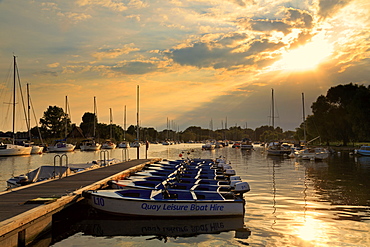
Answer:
[47,96,76,152]
[80,96,101,151]
[25,83,44,154]
[0,56,32,156]
[293,93,330,160]
[266,89,291,156]
[102,108,117,149]
[118,105,129,148]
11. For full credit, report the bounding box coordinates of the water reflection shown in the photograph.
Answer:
[3,145,370,246]
[76,214,249,241]
[49,201,251,246]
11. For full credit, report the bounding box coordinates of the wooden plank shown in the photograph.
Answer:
[0,158,160,239]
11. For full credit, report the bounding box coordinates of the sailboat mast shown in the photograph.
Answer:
[12,55,17,144]
[65,96,68,138]
[136,85,140,159]
[302,92,306,143]
[109,108,113,139]
[136,85,139,142]
[124,105,126,140]
[271,88,274,129]
[93,96,97,138]
[27,83,31,141]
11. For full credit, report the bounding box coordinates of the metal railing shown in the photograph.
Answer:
[53,153,68,179]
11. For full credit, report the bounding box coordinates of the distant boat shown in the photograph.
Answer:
[240,138,253,150]
[102,140,117,149]
[266,142,292,156]
[130,141,141,148]
[47,96,75,152]
[102,108,116,149]
[0,56,31,156]
[202,142,215,150]
[355,146,370,156]
[81,97,101,151]
[80,139,101,151]
[25,83,44,154]
[7,165,70,189]
[294,147,330,160]
[48,138,76,152]
[118,105,129,149]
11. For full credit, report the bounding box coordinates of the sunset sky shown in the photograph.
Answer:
[1,0,369,133]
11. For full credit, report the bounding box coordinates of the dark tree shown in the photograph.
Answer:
[39,106,70,138]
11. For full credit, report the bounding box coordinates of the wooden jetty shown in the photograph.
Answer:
[0,158,159,247]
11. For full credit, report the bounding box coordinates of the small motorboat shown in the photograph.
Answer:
[355,146,370,156]
[7,165,70,189]
[83,188,246,217]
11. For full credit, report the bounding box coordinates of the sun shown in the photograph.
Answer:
[270,33,333,71]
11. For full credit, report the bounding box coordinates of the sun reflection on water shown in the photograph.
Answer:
[293,215,329,243]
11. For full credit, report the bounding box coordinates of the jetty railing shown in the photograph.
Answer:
[53,154,68,179]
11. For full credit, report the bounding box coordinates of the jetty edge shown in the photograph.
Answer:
[0,158,160,247]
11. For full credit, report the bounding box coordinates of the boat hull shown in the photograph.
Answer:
[81,144,101,151]
[267,149,291,156]
[0,144,31,156]
[48,143,75,152]
[86,192,244,217]
[48,146,75,152]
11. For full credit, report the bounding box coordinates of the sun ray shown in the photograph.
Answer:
[269,32,334,72]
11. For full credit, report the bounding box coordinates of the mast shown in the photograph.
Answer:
[12,55,16,144]
[27,83,31,141]
[93,96,97,138]
[271,88,274,129]
[302,92,306,143]
[123,105,127,140]
[109,107,113,139]
[65,96,68,138]
[136,85,140,159]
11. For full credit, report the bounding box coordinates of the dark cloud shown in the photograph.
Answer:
[249,19,291,34]
[112,62,157,75]
[218,33,249,46]
[245,8,314,35]
[168,37,284,70]
[246,39,285,56]
[318,0,353,19]
[170,42,243,69]
[286,8,313,29]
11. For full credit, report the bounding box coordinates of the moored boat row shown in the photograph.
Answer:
[83,158,250,217]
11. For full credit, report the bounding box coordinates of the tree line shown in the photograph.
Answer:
[1,83,368,145]
[295,83,370,146]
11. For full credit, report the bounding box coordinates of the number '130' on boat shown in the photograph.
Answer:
[83,188,246,217]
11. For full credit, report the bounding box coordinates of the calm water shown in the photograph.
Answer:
[1,144,370,246]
